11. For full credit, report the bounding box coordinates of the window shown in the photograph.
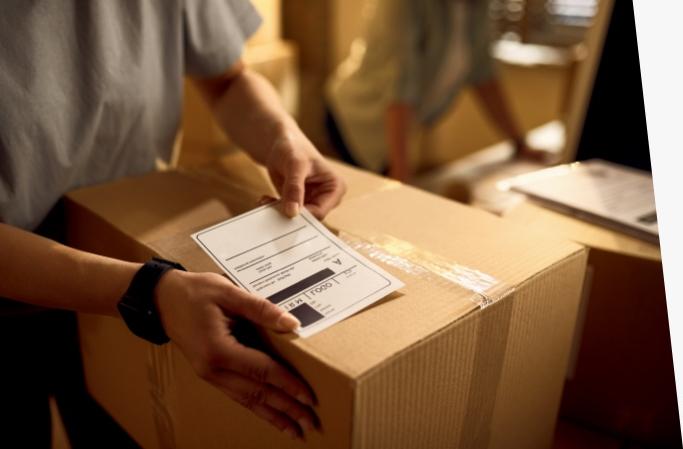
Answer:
[490,0,600,46]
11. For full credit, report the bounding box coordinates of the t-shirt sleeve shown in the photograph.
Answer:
[183,0,262,78]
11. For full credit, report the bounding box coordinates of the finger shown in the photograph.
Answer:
[305,181,346,220]
[280,156,309,218]
[257,195,278,207]
[213,338,316,407]
[222,382,302,439]
[305,188,344,219]
[251,404,302,440]
[212,371,317,435]
[221,285,300,332]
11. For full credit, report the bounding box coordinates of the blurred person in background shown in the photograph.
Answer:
[0,1,344,447]
[326,0,551,182]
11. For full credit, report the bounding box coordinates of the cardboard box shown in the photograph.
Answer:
[67,154,587,449]
[248,0,281,47]
[179,40,299,168]
[503,201,680,446]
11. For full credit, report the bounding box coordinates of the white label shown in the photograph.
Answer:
[192,203,404,337]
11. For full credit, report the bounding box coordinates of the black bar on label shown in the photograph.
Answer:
[266,268,334,304]
[289,303,325,327]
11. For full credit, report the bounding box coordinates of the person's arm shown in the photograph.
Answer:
[473,78,525,146]
[473,79,552,163]
[0,223,138,315]
[193,61,346,219]
[385,103,414,182]
[0,223,317,439]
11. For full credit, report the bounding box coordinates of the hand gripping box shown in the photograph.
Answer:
[66,154,587,449]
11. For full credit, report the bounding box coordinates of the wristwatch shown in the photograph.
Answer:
[117,257,186,345]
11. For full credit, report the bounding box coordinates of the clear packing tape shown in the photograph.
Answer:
[339,231,517,448]
[149,344,177,449]
[339,231,514,309]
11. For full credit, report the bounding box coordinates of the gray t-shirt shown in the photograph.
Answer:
[0,0,261,230]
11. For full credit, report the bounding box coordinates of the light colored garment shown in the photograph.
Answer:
[421,2,471,113]
[326,0,495,172]
[0,0,261,230]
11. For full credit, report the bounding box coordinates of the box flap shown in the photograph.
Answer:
[66,170,260,246]
[295,185,584,377]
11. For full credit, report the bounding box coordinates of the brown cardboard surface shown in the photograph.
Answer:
[505,201,660,262]
[78,315,157,449]
[503,200,679,445]
[561,248,678,444]
[354,251,586,449]
[68,156,587,448]
[247,0,281,47]
[186,151,400,204]
[141,329,355,449]
[316,186,582,377]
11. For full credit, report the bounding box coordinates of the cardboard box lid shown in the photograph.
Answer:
[504,200,661,262]
[320,185,584,378]
[67,155,584,380]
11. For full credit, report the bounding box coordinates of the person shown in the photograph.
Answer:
[0,1,345,447]
[326,0,551,182]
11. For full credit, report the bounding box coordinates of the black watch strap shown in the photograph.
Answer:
[117,257,186,345]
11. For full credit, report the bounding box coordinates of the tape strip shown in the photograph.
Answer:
[148,343,177,449]
[340,231,513,308]
[344,231,515,448]
[458,298,514,448]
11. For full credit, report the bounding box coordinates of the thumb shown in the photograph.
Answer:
[227,287,301,332]
[281,157,308,218]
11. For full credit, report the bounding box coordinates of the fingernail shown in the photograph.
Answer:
[284,427,298,440]
[284,201,299,218]
[296,393,314,407]
[277,313,301,331]
[297,417,314,433]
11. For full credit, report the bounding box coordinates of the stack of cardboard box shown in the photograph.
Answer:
[503,201,679,447]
